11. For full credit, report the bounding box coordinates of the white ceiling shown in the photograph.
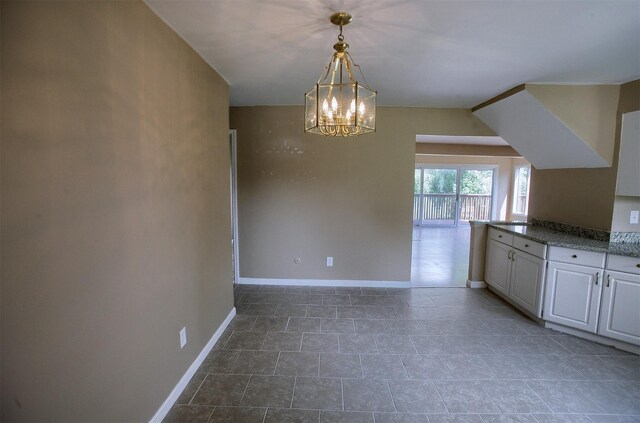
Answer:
[145,0,640,108]
[416,135,508,146]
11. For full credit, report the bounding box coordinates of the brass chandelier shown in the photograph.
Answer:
[304,12,377,137]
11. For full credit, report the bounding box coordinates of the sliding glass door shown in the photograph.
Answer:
[414,166,495,226]
[458,168,494,224]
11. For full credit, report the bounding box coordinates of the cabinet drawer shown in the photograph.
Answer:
[488,227,513,245]
[548,246,606,268]
[607,254,640,275]
[513,236,547,259]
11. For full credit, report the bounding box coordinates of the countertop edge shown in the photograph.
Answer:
[486,223,640,258]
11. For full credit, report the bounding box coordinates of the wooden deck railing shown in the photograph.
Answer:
[413,194,491,223]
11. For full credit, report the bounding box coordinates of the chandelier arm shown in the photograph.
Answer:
[326,55,340,102]
[316,56,335,84]
[345,52,373,90]
[343,56,357,84]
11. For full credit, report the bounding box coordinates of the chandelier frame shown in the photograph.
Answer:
[304,12,377,137]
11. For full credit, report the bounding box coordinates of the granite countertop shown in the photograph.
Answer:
[488,224,640,258]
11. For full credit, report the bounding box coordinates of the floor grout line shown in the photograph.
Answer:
[238,374,252,407]
[165,282,640,422]
[186,373,208,406]
[385,379,399,413]
[290,376,297,409]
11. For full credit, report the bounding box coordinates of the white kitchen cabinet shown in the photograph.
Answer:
[485,227,640,351]
[544,261,603,333]
[510,250,545,317]
[598,270,640,346]
[548,246,606,268]
[607,254,640,275]
[485,238,512,296]
[616,110,640,196]
[484,229,546,317]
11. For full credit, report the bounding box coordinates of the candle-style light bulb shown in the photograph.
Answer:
[331,97,338,112]
[322,98,329,113]
[359,101,365,115]
[350,99,356,113]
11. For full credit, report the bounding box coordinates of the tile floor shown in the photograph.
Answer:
[164,285,640,423]
[412,226,470,287]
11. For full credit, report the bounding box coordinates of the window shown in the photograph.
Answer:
[512,165,531,216]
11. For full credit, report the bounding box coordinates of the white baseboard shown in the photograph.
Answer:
[238,277,411,288]
[466,279,487,288]
[544,322,640,355]
[149,307,237,423]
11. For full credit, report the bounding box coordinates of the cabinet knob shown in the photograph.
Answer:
[636,264,640,268]
[572,255,577,258]
[525,244,529,247]
[498,234,502,238]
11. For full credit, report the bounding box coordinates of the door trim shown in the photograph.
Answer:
[230,129,240,284]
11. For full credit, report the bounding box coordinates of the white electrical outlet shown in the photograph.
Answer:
[326,256,334,267]
[631,210,640,224]
[179,327,187,349]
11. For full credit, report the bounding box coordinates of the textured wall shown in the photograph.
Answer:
[1,1,233,421]
[231,106,493,282]
[415,143,517,157]
[528,81,639,231]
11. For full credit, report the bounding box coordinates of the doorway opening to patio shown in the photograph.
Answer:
[411,165,495,287]
[413,166,496,227]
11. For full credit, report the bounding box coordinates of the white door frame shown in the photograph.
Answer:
[229,129,240,284]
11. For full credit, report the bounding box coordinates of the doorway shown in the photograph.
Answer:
[411,165,495,287]
[413,166,496,226]
[229,130,240,285]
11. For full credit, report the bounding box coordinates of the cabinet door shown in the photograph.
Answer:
[485,239,511,296]
[616,110,640,196]
[598,271,640,346]
[544,262,603,333]
[510,251,545,317]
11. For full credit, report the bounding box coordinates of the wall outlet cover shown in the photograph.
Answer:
[326,256,334,267]
[631,210,639,224]
[179,327,187,349]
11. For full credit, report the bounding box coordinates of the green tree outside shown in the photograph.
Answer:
[415,169,493,194]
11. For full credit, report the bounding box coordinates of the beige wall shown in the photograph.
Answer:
[415,143,518,157]
[231,106,493,282]
[468,222,488,282]
[528,168,616,230]
[526,84,620,165]
[612,196,640,232]
[528,81,639,231]
[1,2,233,421]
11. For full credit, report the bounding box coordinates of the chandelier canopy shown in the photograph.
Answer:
[304,12,377,137]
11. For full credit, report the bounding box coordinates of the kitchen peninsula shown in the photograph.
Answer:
[469,220,640,354]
